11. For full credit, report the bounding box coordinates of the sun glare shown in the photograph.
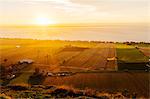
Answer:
[35,17,55,25]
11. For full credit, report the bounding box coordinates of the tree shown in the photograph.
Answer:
[34,68,40,74]
[0,64,6,78]
[4,59,7,62]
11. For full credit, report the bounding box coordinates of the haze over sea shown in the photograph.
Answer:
[0,24,149,42]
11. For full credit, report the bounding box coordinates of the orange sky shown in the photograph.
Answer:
[0,0,149,25]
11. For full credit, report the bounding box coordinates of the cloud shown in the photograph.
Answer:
[50,0,97,13]
[22,0,110,21]
[22,0,97,15]
[0,0,148,24]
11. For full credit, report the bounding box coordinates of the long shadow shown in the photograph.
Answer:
[28,73,46,85]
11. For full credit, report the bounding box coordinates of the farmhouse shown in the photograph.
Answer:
[16,45,21,48]
[18,59,34,64]
[47,72,53,76]
[107,57,117,61]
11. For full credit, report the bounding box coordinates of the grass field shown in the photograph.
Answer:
[117,48,148,63]
[116,44,149,70]
[9,64,35,85]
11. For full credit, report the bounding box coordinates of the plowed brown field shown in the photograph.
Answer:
[61,47,117,71]
[43,72,149,97]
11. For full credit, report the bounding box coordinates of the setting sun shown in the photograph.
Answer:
[35,17,55,25]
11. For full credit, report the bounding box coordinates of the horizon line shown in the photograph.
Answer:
[0,22,149,27]
[0,37,149,43]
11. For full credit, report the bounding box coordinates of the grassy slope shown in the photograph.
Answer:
[9,64,34,85]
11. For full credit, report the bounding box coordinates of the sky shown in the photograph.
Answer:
[0,0,149,25]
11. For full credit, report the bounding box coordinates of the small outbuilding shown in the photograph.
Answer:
[18,59,34,64]
[16,45,21,48]
[107,57,117,61]
[47,72,53,76]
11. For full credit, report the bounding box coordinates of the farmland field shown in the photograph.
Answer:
[116,44,149,70]
[117,48,148,63]
[0,38,150,98]
[43,72,149,97]
[61,47,116,71]
[139,47,150,58]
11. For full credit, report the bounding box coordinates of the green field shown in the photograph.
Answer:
[117,48,148,63]
[9,64,34,85]
[116,44,149,70]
